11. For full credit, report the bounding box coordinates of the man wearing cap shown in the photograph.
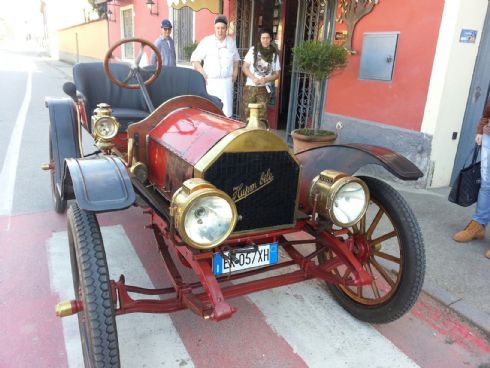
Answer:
[191,15,240,117]
[151,19,176,67]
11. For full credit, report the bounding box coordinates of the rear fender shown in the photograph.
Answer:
[62,156,135,212]
[46,97,81,187]
[297,144,423,209]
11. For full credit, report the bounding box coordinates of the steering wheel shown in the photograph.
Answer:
[103,37,162,90]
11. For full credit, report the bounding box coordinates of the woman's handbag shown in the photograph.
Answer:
[448,144,481,207]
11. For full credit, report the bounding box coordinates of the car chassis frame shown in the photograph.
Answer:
[105,211,373,321]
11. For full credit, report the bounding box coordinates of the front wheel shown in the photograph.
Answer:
[68,204,120,367]
[318,176,426,323]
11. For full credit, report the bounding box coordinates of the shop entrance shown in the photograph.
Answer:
[234,0,335,135]
[234,0,298,130]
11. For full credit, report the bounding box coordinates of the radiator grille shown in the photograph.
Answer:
[203,152,299,232]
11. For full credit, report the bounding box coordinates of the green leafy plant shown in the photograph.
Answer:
[183,41,198,61]
[87,0,107,19]
[292,40,348,132]
[293,40,348,81]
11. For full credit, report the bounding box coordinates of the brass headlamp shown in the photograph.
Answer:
[309,170,370,227]
[171,179,238,249]
[91,103,120,144]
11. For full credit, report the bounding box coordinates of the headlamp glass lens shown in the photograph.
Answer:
[332,182,367,225]
[95,117,118,138]
[184,196,234,245]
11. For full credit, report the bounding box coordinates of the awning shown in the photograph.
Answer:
[167,0,221,14]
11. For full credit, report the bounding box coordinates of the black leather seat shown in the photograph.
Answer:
[73,63,149,132]
[73,63,223,132]
[147,66,223,109]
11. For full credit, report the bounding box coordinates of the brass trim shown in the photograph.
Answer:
[129,161,148,183]
[194,128,299,177]
[171,178,238,249]
[127,138,135,167]
[246,103,265,130]
[228,222,297,237]
[309,170,370,227]
[55,301,75,317]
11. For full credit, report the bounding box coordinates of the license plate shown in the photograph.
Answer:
[213,242,279,276]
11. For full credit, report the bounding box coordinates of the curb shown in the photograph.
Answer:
[423,284,490,336]
[42,57,74,81]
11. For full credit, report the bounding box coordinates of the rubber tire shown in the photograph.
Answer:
[49,131,67,213]
[68,204,120,367]
[322,176,426,324]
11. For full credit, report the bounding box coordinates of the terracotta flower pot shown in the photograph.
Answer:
[291,129,337,154]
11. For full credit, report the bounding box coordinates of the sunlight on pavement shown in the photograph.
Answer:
[0,48,38,73]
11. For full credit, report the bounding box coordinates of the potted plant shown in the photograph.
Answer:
[183,41,198,61]
[291,40,348,153]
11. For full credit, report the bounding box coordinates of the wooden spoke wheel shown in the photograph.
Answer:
[68,204,121,367]
[318,176,425,323]
[104,37,162,90]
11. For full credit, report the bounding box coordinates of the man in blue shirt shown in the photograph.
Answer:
[151,19,176,67]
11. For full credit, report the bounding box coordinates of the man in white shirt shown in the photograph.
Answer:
[191,15,240,117]
[242,29,281,123]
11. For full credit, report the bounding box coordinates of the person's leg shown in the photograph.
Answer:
[474,135,490,257]
[473,134,490,225]
[222,78,234,117]
[454,135,489,242]
[242,86,255,121]
[207,78,233,117]
[255,87,270,122]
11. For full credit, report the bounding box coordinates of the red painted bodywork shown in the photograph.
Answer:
[147,107,244,192]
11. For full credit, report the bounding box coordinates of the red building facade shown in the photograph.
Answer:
[96,0,489,187]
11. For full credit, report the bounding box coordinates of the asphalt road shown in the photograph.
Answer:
[0,46,93,216]
[0,47,65,215]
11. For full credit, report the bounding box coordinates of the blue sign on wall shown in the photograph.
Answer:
[460,29,478,43]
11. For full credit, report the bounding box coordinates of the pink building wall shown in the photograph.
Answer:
[327,0,445,132]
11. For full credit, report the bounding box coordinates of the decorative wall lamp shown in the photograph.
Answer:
[106,9,116,22]
[146,0,159,16]
[106,0,120,23]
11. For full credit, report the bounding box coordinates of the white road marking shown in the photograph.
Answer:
[0,67,32,218]
[247,279,419,368]
[46,225,193,368]
[46,230,84,368]
[47,225,418,367]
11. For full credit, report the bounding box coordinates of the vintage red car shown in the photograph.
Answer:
[45,38,425,367]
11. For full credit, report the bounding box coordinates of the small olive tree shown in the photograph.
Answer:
[292,40,348,133]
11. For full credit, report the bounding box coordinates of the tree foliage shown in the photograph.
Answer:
[292,40,348,81]
[87,0,107,19]
[337,0,379,53]
[337,0,379,24]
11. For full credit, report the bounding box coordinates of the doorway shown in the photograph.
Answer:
[234,0,298,130]
[234,0,333,132]
[278,0,299,130]
[451,7,490,183]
